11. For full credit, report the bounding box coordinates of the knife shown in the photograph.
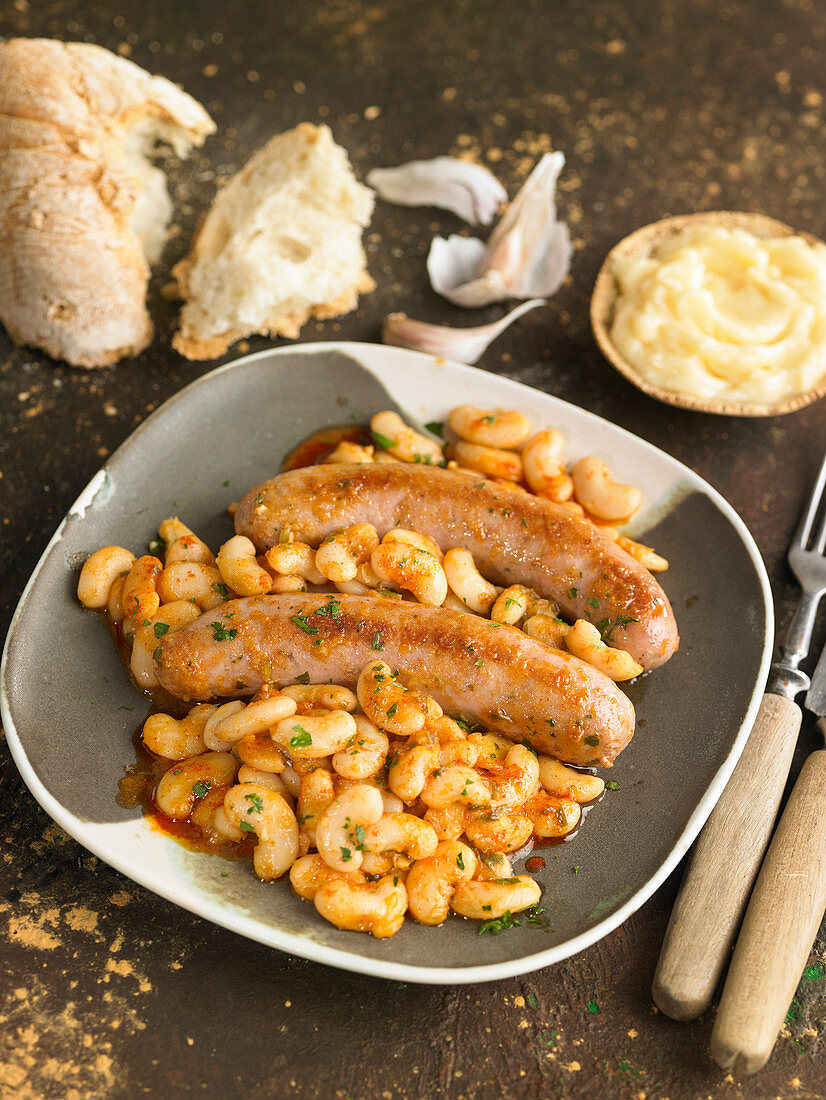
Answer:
[710,641,826,1073]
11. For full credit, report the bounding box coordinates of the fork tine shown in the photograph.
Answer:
[815,507,826,555]
[793,449,826,550]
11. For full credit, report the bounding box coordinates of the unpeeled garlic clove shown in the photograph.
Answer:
[366,157,507,226]
[382,299,546,364]
[427,152,572,308]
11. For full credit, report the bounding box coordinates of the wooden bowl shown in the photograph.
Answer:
[590,211,826,417]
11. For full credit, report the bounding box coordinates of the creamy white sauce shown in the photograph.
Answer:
[610,226,826,405]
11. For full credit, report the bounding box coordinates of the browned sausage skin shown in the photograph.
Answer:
[154,594,635,767]
[235,464,678,670]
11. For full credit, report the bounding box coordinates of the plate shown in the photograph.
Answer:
[0,343,773,984]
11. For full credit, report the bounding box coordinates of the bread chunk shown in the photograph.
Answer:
[0,39,214,368]
[172,123,375,360]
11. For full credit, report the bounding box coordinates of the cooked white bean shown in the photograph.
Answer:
[281,683,358,712]
[464,809,533,853]
[537,756,605,802]
[223,783,300,881]
[164,533,215,567]
[264,541,326,585]
[322,441,375,464]
[531,792,581,838]
[363,812,439,863]
[315,524,379,583]
[216,535,273,596]
[370,411,444,466]
[443,548,498,614]
[155,752,237,819]
[451,441,522,482]
[521,429,573,502]
[450,876,541,919]
[142,704,216,760]
[120,555,162,637]
[371,540,448,606]
[448,405,532,449]
[297,769,336,845]
[490,745,541,808]
[564,619,643,681]
[235,732,287,774]
[406,840,477,925]
[332,715,389,780]
[272,709,357,758]
[315,784,384,872]
[77,546,136,609]
[382,528,443,560]
[357,660,441,736]
[213,694,298,743]
[156,562,224,610]
[237,765,293,803]
[387,731,440,802]
[203,700,246,751]
[491,584,530,625]
[314,874,408,938]
[571,455,642,522]
[617,536,669,572]
[420,765,491,810]
[523,613,571,648]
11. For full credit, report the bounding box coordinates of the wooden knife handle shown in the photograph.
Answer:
[652,693,801,1020]
[711,743,826,1074]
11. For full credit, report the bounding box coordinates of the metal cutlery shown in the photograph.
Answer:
[710,640,826,1073]
[652,449,826,1021]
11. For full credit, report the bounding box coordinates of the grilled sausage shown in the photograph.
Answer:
[154,593,636,767]
[235,464,678,670]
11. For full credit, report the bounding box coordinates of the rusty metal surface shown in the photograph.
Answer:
[0,0,824,1096]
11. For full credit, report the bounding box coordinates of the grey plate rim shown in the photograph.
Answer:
[0,341,774,984]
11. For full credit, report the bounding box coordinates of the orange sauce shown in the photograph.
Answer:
[281,424,371,471]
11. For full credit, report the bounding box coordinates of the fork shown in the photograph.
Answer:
[652,449,826,1020]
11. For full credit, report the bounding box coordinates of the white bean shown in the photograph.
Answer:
[448,405,532,449]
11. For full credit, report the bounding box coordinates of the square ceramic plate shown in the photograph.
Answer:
[0,343,773,984]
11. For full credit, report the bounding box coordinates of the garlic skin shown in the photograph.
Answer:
[382,299,546,364]
[427,152,572,308]
[366,157,507,227]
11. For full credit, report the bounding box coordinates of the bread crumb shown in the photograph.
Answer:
[203,64,218,77]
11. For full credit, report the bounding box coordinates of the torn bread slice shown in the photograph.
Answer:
[172,123,375,360]
[0,38,214,368]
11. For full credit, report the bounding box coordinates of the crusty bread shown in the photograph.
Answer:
[172,123,375,359]
[0,38,214,368]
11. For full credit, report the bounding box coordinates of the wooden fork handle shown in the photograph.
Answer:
[711,741,826,1074]
[652,693,801,1020]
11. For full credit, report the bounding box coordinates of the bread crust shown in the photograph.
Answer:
[0,38,214,368]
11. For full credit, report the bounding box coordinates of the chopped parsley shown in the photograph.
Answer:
[223,479,231,487]
[294,672,311,685]
[387,703,398,718]
[424,420,444,437]
[244,792,264,814]
[568,586,579,599]
[595,614,640,645]
[371,429,395,450]
[340,847,353,863]
[479,910,521,936]
[315,596,341,619]
[481,414,496,425]
[213,582,231,599]
[372,631,384,651]
[291,613,318,635]
[153,622,170,638]
[239,821,255,833]
[191,779,211,799]
[586,596,600,610]
[584,734,601,747]
[148,537,165,556]
[289,726,313,748]
[606,780,620,791]
[211,621,238,641]
[456,852,465,871]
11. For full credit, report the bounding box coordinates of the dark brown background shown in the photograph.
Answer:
[1,1,825,1097]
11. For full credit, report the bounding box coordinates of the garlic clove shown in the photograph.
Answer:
[427,234,509,308]
[427,151,572,307]
[382,299,546,364]
[366,157,507,226]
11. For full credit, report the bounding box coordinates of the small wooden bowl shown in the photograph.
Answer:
[590,211,826,417]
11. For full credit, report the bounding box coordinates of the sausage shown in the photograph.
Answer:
[235,463,678,670]
[154,593,636,768]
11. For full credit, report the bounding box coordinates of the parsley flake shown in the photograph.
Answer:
[211,621,238,641]
[606,780,620,791]
[424,420,444,437]
[371,429,395,450]
[295,672,311,685]
[372,631,384,651]
[289,726,313,748]
[239,821,255,833]
[291,613,318,635]
[153,622,170,638]
[191,779,211,799]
